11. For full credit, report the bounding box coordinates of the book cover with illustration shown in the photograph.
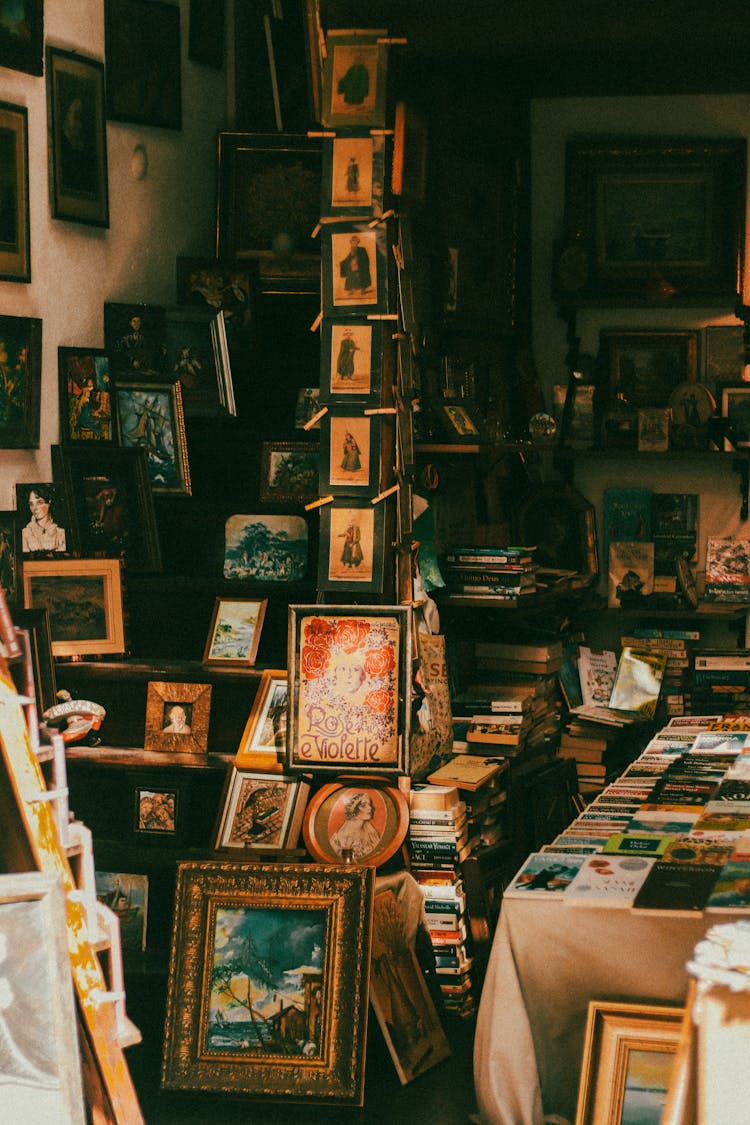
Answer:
[578,645,617,707]
[608,646,668,718]
[608,541,655,608]
[706,860,750,910]
[602,487,652,572]
[705,537,750,601]
[564,853,656,907]
[503,852,587,898]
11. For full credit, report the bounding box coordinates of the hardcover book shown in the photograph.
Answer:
[608,540,655,609]
[632,860,721,911]
[503,852,587,898]
[704,537,750,601]
[563,853,655,906]
[426,756,508,792]
[608,646,668,719]
[602,487,652,576]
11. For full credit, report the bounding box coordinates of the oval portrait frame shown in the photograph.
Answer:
[303,775,409,868]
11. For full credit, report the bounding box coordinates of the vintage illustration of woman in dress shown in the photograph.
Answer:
[329,792,381,860]
[339,519,364,568]
[341,430,362,473]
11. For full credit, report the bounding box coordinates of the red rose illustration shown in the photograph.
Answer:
[304,618,336,648]
[334,617,370,654]
[364,644,395,678]
[301,644,330,679]
[364,687,392,715]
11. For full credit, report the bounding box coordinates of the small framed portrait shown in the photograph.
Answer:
[438,401,483,443]
[115,380,192,496]
[213,768,311,852]
[0,314,42,448]
[318,499,386,594]
[15,482,69,556]
[0,102,30,282]
[302,776,409,866]
[22,557,125,659]
[104,301,167,378]
[202,596,268,668]
[14,607,57,713]
[321,133,386,217]
[259,440,319,504]
[165,306,234,418]
[320,409,381,495]
[134,786,178,836]
[0,3,43,75]
[0,509,20,606]
[322,223,388,315]
[46,46,109,228]
[144,681,212,756]
[321,28,388,129]
[223,514,308,582]
[720,384,750,447]
[58,347,115,444]
[235,668,289,767]
[320,319,383,404]
[105,0,181,130]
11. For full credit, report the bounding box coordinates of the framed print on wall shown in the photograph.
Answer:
[46,46,109,228]
[0,314,41,448]
[321,132,385,217]
[321,222,388,315]
[0,102,30,282]
[22,557,125,658]
[320,28,388,129]
[104,301,167,378]
[598,329,700,409]
[0,2,43,75]
[302,775,409,866]
[15,481,69,556]
[320,319,383,404]
[58,347,114,444]
[165,306,234,418]
[259,440,319,504]
[321,409,381,495]
[720,383,750,447]
[212,768,311,852]
[144,681,212,756]
[116,380,192,496]
[235,668,289,767]
[202,596,268,668]
[318,498,385,594]
[105,0,181,129]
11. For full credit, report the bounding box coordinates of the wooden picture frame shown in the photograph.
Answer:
[188,0,225,68]
[720,383,750,447]
[321,409,381,495]
[0,314,41,447]
[161,859,374,1104]
[134,785,179,837]
[224,513,309,582]
[58,347,115,444]
[0,509,20,607]
[213,768,310,852]
[202,596,268,668]
[562,136,746,304]
[105,0,181,129]
[575,1000,684,1125]
[165,306,234,418]
[144,681,212,755]
[321,132,386,217]
[216,132,322,293]
[46,46,109,228]
[318,499,386,594]
[321,221,389,315]
[320,319,383,404]
[517,482,598,582]
[15,482,69,556]
[598,329,700,409]
[321,28,388,129]
[22,557,125,658]
[0,871,86,1123]
[14,607,57,713]
[287,604,411,776]
[51,443,162,572]
[438,401,483,443]
[259,440,319,504]
[302,775,409,866]
[235,668,289,767]
[0,102,30,281]
[104,301,167,378]
[115,380,192,496]
[0,2,43,75]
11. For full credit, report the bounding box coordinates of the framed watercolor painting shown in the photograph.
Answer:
[116,380,192,496]
[46,46,109,228]
[235,669,289,767]
[144,681,212,756]
[318,499,385,594]
[259,440,319,504]
[58,347,114,444]
[105,0,181,129]
[0,509,20,607]
[223,514,308,582]
[0,2,43,75]
[161,860,374,1102]
[286,604,411,776]
[321,409,381,495]
[212,768,310,852]
[0,102,30,282]
[321,222,389,316]
[302,775,409,866]
[320,319,383,404]
[0,314,41,448]
[321,132,386,217]
[202,596,268,668]
[22,557,125,658]
[320,28,388,129]
[15,482,69,556]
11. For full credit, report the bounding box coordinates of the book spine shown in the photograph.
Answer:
[444,568,534,584]
[632,628,700,640]
[448,584,533,595]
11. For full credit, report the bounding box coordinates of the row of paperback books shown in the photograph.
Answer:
[440,545,538,605]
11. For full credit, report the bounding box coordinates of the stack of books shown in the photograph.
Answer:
[690,649,750,715]
[557,719,634,794]
[441,545,537,605]
[619,627,700,719]
[703,537,750,604]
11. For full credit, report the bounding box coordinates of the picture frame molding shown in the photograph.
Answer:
[115,379,192,496]
[144,680,212,756]
[202,596,268,668]
[0,100,30,281]
[22,556,125,658]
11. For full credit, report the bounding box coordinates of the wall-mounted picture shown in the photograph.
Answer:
[134,786,178,836]
[144,681,212,756]
[175,256,257,345]
[116,381,192,496]
[720,384,750,448]
[302,776,409,866]
[319,499,385,593]
[287,605,411,776]
[0,101,30,282]
[164,307,234,418]
[705,324,744,387]
[105,0,181,129]
[259,441,319,504]
[391,100,429,207]
[161,860,374,1103]
[15,482,68,556]
[202,596,268,668]
[22,557,125,658]
[321,409,381,494]
[0,314,41,448]
[294,386,322,429]
[52,444,162,572]
[58,347,114,444]
[0,2,43,75]
[213,768,311,852]
[0,509,18,608]
[322,223,388,315]
[321,28,388,129]
[235,668,288,766]
[321,133,385,216]
[599,329,700,409]
[320,320,382,403]
[95,871,148,953]
[188,0,225,67]
[223,514,308,582]
[46,46,109,228]
[104,301,167,378]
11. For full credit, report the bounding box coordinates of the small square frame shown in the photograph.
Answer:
[0,314,42,448]
[321,409,382,495]
[235,668,289,767]
[320,319,383,404]
[144,681,212,756]
[22,557,125,658]
[46,46,109,228]
[134,785,179,837]
[259,440,319,504]
[0,102,30,281]
[212,768,310,852]
[318,499,386,594]
[321,28,388,129]
[202,596,268,668]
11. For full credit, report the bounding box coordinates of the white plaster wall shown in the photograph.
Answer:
[0,0,227,506]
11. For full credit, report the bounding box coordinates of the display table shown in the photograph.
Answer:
[473,896,737,1125]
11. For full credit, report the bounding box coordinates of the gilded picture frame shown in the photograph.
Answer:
[161,860,374,1104]
[318,498,386,594]
[320,318,383,404]
[212,768,310,852]
[202,596,268,668]
[301,775,409,866]
[320,28,388,129]
[115,380,192,496]
[144,681,212,756]
[235,668,289,767]
[22,557,125,658]
[0,314,41,448]
[0,101,30,281]
[46,46,109,228]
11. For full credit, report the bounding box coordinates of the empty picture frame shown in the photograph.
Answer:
[321,221,389,316]
[0,101,30,281]
[46,46,109,228]
[202,596,268,668]
[212,768,310,852]
[320,319,383,404]
[58,347,115,444]
[22,557,125,658]
[0,314,42,448]
[321,132,386,217]
[318,499,386,594]
[320,28,388,129]
[321,409,381,495]
[144,681,212,755]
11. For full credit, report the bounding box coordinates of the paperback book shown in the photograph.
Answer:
[632,860,722,912]
[563,853,655,907]
[705,860,750,909]
[704,537,750,602]
[577,646,617,707]
[602,832,677,857]
[503,852,587,898]
[602,487,652,576]
[608,540,655,609]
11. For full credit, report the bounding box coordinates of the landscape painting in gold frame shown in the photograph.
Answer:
[22,557,125,658]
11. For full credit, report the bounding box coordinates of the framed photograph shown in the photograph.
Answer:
[216,132,322,293]
[0,871,86,1124]
[161,860,374,1101]
[575,1000,683,1125]
[0,102,30,281]
[188,0,225,68]
[321,28,388,129]
[0,509,20,606]
[259,440,319,504]
[562,137,746,304]
[46,46,109,228]
[202,596,268,668]
[438,401,483,443]
[720,383,750,447]
[116,380,192,496]
[134,785,178,836]
[321,409,381,495]
[105,0,181,129]
[321,132,386,217]
[320,319,383,404]
[321,222,388,315]
[516,482,598,583]
[144,681,212,756]
[58,347,114,444]
[705,324,744,387]
[104,301,167,378]
[175,256,257,345]
[213,768,310,852]
[287,604,411,776]
[14,607,57,713]
[302,776,409,866]
[22,557,125,658]
[94,870,148,953]
[235,668,289,767]
[392,100,429,207]
[223,513,308,582]
[0,2,42,75]
[598,330,700,409]
[165,306,234,418]
[15,482,69,556]
[52,444,161,572]
[318,499,386,594]
[0,314,41,447]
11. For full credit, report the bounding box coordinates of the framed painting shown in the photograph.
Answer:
[320,319,383,404]
[46,47,109,228]
[321,221,389,316]
[235,668,289,767]
[0,314,41,448]
[0,102,30,281]
[94,871,148,953]
[175,256,257,346]
[320,28,388,129]
[0,1,42,75]
[15,482,69,556]
[212,768,310,852]
[58,347,114,444]
[720,383,750,447]
[302,775,409,866]
[437,401,483,443]
[188,0,225,67]
[598,329,700,409]
[294,386,322,429]
[104,301,167,378]
[144,681,212,756]
[259,440,319,504]
[165,306,234,418]
[516,482,598,582]
[321,409,381,495]
[161,860,374,1103]
[574,1000,683,1125]
[115,380,192,496]
[223,513,308,582]
[216,132,322,293]
[22,557,125,658]
[51,443,162,572]
[318,499,385,594]
[0,509,20,606]
[562,137,746,304]
[705,324,744,387]
[134,785,179,837]
[105,0,181,129]
[202,596,268,668]
[0,871,86,1124]
[321,132,386,217]
[286,604,411,776]
[14,607,57,713]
